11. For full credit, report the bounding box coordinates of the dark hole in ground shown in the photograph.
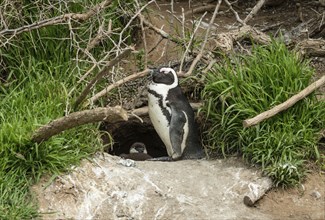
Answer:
[100,116,168,158]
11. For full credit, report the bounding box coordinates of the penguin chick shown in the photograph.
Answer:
[147,67,205,160]
[120,142,152,161]
[129,142,147,154]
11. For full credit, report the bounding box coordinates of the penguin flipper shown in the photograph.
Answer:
[169,108,187,159]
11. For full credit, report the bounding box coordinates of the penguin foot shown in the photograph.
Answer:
[146,156,173,162]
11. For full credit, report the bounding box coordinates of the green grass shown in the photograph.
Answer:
[202,40,325,187]
[0,0,136,218]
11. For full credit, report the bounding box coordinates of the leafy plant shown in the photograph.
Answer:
[202,40,325,187]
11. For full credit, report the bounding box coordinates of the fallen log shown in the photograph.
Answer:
[243,75,325,128]
[243,177,273,207]
[32,106,128,143]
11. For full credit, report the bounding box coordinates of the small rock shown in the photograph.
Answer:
[117,159,136,167]
[310,190,321,200]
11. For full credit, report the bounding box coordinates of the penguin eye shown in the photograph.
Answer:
[160,70,169,75]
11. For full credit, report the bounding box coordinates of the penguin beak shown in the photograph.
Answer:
[149,68,157,75]
[148,68,158,80]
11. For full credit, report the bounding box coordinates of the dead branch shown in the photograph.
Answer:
[309,12,325,38]
[184,0,222,77]
[139,14,183,45]
[184,4,216,17]
[138,13,148,69]
[85,20,115,52]
[32,106,128,143]
[210,25,272,52]
[0,0,112,38]
[74,47,134,109]
[179,12,207,73]
[224,0,245,25]
[86,69,151,106]
[243,75,325,128]
[297,39,325,57]
[243,0,266,24]
[243,178,273,207]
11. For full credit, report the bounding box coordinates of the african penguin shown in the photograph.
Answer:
[120,142,152,161]
[147,67,205,160]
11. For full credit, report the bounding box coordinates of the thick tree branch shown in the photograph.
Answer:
[243,75,325,128]
[32,106,128,143]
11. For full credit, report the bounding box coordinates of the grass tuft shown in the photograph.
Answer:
[202,40,325,187]
[0,0,136,218]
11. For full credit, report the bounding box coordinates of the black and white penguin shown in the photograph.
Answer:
[147,67,205,160]
[120,142,152,161]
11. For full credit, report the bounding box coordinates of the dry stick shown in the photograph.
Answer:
[184,0,222,77]
[139,14,183,45]
[184,4,216,17]
[224,0,245,25]
[179,11,207,73]
[243,0,266,24]
[116,0,155,52]
[32,106,128,143]
[138,14,148,69]
[87,69,151,106]
[243,75,325,128]
[0,0,112,37]
[74,47,133,109]
[85,20,114,52]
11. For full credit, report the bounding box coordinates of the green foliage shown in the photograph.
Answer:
[202,41,325,187]
[0,0,136,218]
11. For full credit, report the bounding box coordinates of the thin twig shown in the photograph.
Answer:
[138,14,148,69]
[224,0,245,25]
[243,0,266,24]
[87,68,151,106]
[184,4,216,17]
[116,0,155,52]
[139,14,183,45]
[74,46,134,109]
[184,0,222,77]
[0,0,113,37]
[179,12,207,73]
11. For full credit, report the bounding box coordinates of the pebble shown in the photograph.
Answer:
[310,190,321,200]
[117,159,136,167]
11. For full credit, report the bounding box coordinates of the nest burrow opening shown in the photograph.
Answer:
[100,116,168,158]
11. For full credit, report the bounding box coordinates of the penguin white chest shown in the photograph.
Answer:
[148,91,173,156]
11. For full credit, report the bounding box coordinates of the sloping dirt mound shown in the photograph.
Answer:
[32,153,273,219]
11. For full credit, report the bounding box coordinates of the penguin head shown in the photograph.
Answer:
[129,142,147,154]
[150,67,178,87]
